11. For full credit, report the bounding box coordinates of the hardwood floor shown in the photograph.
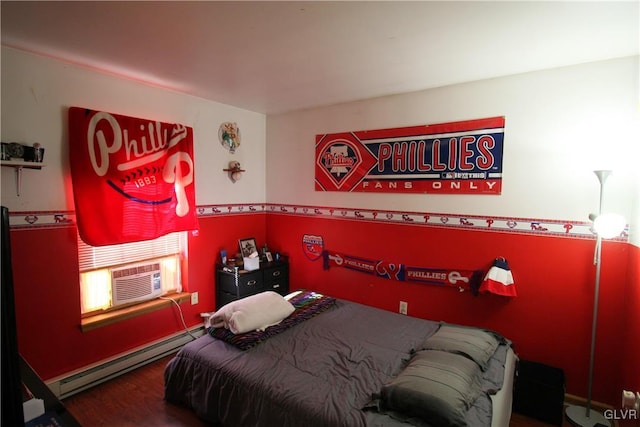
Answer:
[62,354,565,426]
[63,355,209,427]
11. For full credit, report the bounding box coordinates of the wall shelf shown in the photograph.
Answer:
[1,160,47,196]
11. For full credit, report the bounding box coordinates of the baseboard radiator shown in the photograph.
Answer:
[47,326,205,400]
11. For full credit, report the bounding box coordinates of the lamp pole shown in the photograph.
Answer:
[565,170,611,427]
[587,170,608,417]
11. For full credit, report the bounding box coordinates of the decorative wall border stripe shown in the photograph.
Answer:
[196,204,266,216]
[267,204,628,241]
[8,210,76,230]
[197,203,628,242]
[7,204,629,242]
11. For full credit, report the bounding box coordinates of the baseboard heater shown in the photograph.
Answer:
[47,326,205,400]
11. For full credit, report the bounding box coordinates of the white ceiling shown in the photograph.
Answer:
[1,1,638,115]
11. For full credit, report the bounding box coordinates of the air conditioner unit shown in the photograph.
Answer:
[111,261,162,307]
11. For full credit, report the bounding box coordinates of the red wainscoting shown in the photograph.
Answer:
[266,213,630,406]
[621,244,640,392]
[10,213,266,381]
[9,208,634,407]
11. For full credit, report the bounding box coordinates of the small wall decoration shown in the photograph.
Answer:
[219,122,241,153]
[223,161,245,183]
[302,234,324,261]
[315,116,505,194]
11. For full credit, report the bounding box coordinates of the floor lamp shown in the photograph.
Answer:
[565,170,626,427]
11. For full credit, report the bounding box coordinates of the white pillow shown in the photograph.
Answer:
[209,291,295,334]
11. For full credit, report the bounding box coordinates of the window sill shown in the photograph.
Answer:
[80,292,191,332]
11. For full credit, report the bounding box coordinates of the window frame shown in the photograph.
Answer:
[77,231,189,329]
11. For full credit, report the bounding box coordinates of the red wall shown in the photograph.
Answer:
[10,213,265,381]
[621,244,640,391]
[9,209,634,407]
[266,213,630,406]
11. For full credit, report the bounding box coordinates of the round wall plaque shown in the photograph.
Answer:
[219,122,241,153]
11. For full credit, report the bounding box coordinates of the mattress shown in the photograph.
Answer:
[164,295,515,427]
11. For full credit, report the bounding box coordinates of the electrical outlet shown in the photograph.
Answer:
[191,292,199,305]
[399,301,408,315]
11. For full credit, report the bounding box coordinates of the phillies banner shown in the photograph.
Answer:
[315,117,504,194]
[322,250,482,292]
[69,107,199,246]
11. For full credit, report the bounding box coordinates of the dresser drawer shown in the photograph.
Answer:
[263,264,289,295]
[215,259,290,309]
[216,269,263,296]
[236,270,263,296]
[216,270,237,295]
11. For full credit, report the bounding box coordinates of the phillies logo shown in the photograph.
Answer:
[302,234,324,261]
[315,132,376,191]
[85,111,194,217]
[318,139,359,186]
[322,143,356,182]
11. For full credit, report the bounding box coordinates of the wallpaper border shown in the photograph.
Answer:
[6,203,629,242]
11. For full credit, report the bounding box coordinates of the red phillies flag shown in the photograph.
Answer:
[69,107,199,246]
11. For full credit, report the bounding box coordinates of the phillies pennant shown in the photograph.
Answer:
[322,250,481,292]
[69,107,199,246]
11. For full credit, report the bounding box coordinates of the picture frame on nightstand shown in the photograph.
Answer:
[239,237,258,258]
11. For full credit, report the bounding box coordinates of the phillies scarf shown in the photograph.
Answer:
[322,250,482,292]
[69,107,199,246]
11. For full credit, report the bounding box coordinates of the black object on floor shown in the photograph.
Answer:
[513,359,566,426]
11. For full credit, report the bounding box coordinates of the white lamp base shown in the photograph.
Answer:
[565,405,611,427]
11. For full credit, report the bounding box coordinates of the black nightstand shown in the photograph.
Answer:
[215,259,289,309]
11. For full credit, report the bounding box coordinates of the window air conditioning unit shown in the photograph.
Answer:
[111,261,162,307]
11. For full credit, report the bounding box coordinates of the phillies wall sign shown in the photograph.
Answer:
[315,117,505,194]
[69,107,199,246]
[302,234,324,261]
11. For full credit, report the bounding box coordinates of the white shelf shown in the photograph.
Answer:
[1,160,47,196]
[1,159,46,169]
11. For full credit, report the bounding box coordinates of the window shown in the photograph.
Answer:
[78,232,186,316]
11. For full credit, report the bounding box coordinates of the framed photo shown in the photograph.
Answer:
[265,251,273,262]
[239,237,258,258]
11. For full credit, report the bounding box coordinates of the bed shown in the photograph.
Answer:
[164,290,516,427]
